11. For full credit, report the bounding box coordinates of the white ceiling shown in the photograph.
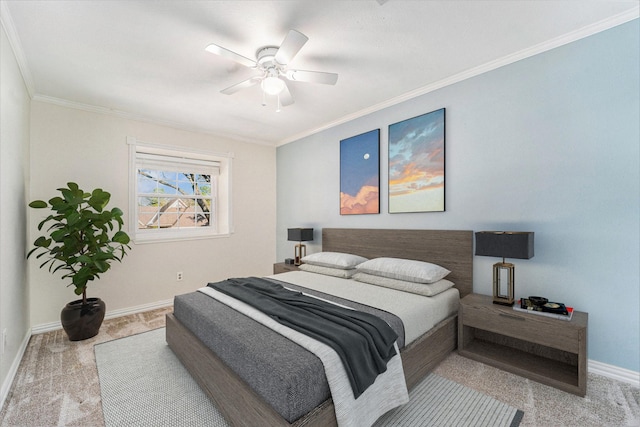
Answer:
[2,1,638,146]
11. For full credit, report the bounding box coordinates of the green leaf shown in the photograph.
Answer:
[52,264,67,274]
[29,200,48,208]
[37,215,55,231]
[112,231,131,245]
[33,236,52,248]
[95,261,110,272]
[60,185,85,206]
[88,189,111,212]
[76,255,92,263]
[101,211,113,222]
[66,211,81,226]
[48,196,64,205]
[60,188,73,203]
[72,267,92,286]
[50,229,68,242]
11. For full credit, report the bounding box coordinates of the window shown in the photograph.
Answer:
[128,137,233,243]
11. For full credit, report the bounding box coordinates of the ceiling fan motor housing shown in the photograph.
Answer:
[256,47,280,69]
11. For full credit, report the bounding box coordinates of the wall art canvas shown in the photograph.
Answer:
[388,108,445,213]
[340,129,380,215]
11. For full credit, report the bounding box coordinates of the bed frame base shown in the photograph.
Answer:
[166,312,456,426]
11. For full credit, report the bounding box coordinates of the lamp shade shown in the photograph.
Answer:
[475,231,534,259]
[287,228,314,242]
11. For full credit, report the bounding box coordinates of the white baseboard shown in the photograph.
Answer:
[0,330,31,412]
[589,359,640,388]
[30,298,174,335]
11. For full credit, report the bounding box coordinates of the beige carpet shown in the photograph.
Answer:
[1,306,638,426]
[95,328,522,427]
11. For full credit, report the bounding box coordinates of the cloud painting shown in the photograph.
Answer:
[340,129,380,215]
[388,109,445,213]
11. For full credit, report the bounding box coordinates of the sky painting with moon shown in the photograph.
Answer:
[388,108,445,213]
[340,129,380,215]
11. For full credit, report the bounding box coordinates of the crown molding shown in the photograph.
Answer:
[32,94,275,147]
[277,7,639,146]
[0,1,35,97]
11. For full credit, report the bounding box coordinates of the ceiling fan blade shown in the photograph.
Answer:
[220,77,262,95]
[274,30,308,65]
[279,83,294,107]
[205,43,256,68]
[285,69,338,85]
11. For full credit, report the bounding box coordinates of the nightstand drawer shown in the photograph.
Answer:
[462,304,579,353]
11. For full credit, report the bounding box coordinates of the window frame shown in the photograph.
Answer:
[128,137,233,244]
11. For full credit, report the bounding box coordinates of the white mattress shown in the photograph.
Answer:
[268,271,459,345]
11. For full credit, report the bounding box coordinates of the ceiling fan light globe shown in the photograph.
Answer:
[261,76,286,95]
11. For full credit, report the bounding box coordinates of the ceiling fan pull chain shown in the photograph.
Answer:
[276,93,282,113]
[262,89,267,107]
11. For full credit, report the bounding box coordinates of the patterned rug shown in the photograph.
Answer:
[95,328,524,427]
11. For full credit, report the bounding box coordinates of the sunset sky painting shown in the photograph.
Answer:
[340,129,380,215]
[388,108,445,213]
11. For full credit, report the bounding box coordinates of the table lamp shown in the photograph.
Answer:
[475,231,534,306]
[287,228,313,266]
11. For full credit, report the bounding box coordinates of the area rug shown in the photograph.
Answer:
[95,328,524,427]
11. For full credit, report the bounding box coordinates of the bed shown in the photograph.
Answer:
[166,228,473,426]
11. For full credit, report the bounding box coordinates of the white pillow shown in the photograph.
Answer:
[298,263,356,279]
[352,272,454,297]
[301,251,368,270]
[355,257,450,284]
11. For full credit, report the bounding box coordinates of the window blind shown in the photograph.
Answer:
[136,152,220,176]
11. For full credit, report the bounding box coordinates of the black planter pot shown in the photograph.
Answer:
[60,298,106,341]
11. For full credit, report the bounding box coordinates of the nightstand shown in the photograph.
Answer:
[273,262,300,274]
[458,293,588,396]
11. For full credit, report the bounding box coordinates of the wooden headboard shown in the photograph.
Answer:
[322,228,473,298]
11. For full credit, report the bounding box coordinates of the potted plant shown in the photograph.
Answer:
[28,182,131,341]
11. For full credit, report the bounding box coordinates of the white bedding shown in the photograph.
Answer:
[268,270,460,345]
[198,286,409,427]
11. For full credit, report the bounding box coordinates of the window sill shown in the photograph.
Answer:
[133,231,232,244]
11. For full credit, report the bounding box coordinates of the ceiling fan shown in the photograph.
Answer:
[205,30,338,111]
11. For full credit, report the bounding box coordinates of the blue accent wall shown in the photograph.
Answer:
[277,20,639,372]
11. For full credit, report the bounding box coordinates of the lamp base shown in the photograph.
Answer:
[493,262,515,306]
[294,243,306,266]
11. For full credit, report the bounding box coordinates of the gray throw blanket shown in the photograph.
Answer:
[209,277,399,398]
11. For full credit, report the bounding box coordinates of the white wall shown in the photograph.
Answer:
[0,23,31,404]
[277,21,639,372]
[28,102,276,327]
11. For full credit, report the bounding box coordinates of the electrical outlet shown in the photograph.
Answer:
[176,272,183,281]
